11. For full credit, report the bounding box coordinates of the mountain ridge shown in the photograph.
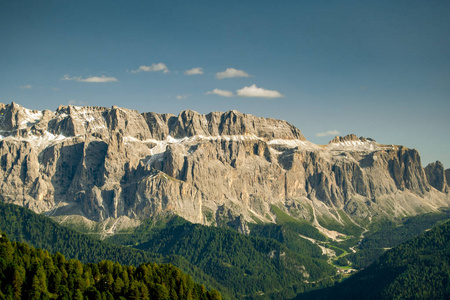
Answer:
[0,102,448,237]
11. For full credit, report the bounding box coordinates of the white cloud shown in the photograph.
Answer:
[62,75,118,83]
[236,84,283,98]
[176,95,188,100]
[206,85,283,99]
[68,99,89,106]
[184,67,203,75]
[215,68,250,79]
[205,89,234,97]
[50,87,59,91]
[316,130,341,137]
[131,63,169,74]
[19,85,32,89]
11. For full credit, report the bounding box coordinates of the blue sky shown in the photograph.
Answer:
[1,0,449,167]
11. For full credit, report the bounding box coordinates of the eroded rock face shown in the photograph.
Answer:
[142,109,305,140]
[329,134,374,144]
[446,169,450,188]
[0,103,448,232]
[425,161,448,192]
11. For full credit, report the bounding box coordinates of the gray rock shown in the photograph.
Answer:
[425,161,447,192]
[446,169,450,188]
[0,102,448,235]
[329,134,375,144]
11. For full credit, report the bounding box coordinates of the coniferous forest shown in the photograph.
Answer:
[296,220,450,299]
[0,232,221,300]
[1,202,450,299]
[107,216,336,298]
[0,202,336,299]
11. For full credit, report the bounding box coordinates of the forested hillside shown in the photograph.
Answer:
[0,233,221,299]
[296,220,450,299]
[106,216,336,299]
[2,201,449,299]
[0,202,231,297]
[347,210,450,269]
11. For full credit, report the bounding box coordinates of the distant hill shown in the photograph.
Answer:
[295,220,450,299]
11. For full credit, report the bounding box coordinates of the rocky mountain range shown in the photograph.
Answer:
[0,102,448,236]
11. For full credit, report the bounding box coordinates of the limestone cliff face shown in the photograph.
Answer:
[447,169,450,188]
[425,161,448,192]
[142,109,305,140]
[0,103,448,234]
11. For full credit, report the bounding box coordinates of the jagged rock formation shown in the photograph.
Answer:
[0,102,448,235]
[424,161,448,192]
[447,169,450,188]
[328,134,374,144]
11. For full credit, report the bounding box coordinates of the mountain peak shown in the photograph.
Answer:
[0,103,305,142]
[424,161,448,192]
[329,134,375,144]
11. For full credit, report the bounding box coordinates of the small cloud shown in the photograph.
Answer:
[236,84,283,98]
[19,85,32,89]
[62,74,118,83]
[176,95,188,100]
[50,87,59,91]
[316,130,340,137]
[184,67,203,75]
[205,89,234,97]
[215,68,250,79]
[130,63,169,74]
[68,99,89,106]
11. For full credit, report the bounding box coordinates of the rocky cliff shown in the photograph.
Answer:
[0,102,448,235]
[424,161,448,192]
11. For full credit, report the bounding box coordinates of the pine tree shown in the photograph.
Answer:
[12,266,25,300]
[29,274,42,300]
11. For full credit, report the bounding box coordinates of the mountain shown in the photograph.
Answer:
[295,220,450,300]
[0,102,448,237]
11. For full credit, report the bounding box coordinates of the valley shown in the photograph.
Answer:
[1,201,448,299]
